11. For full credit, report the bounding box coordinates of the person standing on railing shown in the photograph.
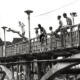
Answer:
[63,13,72,25]
[38,24,47,42]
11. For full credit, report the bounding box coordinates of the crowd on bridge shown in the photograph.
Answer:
[34,13,73,43]
[7,12,77,43]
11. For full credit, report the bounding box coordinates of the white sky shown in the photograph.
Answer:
[0,0,80,41]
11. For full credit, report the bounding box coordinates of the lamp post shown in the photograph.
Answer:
[1,26,7,57]
[70,12,77,25]
[24,10,33,53]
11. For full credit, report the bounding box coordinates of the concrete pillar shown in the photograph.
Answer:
[75,74,77,80]
[22,63,31,80]
[37,63,42,80]
[66,74,68,80]
[23,63,31,80]
[17,64,21,80]
[23,64,27,80]
[51,56,54,68]
[11,65,14,79]
[17,64,19,80]
[31,63,34,80]
[19,65,22,80]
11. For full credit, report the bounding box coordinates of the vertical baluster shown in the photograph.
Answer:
[78,24,80,46]
[10,46,11,56]
[60,28,64,49]
[50,33,52,50]
[45,34,47,51]
[55,35,57,49]
[70,26,73,47]
[33,39,35,53]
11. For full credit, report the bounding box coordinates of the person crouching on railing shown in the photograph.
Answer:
[53,15,63,38]
[38,24,47,43]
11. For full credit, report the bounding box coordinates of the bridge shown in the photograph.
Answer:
[0,24,80,80]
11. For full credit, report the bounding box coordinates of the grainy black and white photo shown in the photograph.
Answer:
[0,0,80,80]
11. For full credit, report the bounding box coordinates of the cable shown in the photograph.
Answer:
[36,0,79,17]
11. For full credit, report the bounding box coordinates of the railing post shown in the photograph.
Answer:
[60,28,64,49]
[78,24,80,46]
[70,26,73,47]
[50,34,52,50]
[55,35,57,49]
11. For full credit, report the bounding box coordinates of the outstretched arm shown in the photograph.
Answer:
[7,28,20,34]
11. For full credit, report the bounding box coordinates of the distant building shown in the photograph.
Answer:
[12,38,23,44]
[0,38,4,46]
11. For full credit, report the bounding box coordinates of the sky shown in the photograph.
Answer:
[0,0,80,41]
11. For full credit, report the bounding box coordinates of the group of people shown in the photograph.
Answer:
[35,13,72,42]
[7,13,72,43]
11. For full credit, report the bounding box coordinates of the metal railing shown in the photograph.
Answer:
[6,24,80,56]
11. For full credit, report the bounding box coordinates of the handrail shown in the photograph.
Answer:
[61,24,79,30]
[5,23,80,56]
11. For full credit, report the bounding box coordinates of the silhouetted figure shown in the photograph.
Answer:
[49,26,53,35]
[34,27,39,40]
[63,13,72,25]
[38,24,47,42]
[55,15,63,34]
[49,26,60,38]
[19,21,25,36]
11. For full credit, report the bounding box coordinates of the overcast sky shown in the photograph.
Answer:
[0,0,80,41]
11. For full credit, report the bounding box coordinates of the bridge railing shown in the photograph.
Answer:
[6,24,80,56]
[61,24,80,48]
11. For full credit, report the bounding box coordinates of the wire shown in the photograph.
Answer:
[36,0,79,17]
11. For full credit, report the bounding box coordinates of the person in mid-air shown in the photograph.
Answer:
[7,28,28,41]
[19,21,25,36]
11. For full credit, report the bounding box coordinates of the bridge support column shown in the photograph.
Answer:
[75,74,77,80]
[17,64,19,80]
[19,65,21,80]
[22,63,31,80]
[11,65,14,79]
[51,56,54,67]
[23,64,27,80]
[17,64,21,80]
[27,63,31,80]
[37,63,42,80]
[66,74,68,80]
[44,62,47,74]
